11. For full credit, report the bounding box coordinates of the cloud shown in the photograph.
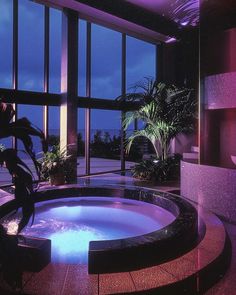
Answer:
[0,0,12,34]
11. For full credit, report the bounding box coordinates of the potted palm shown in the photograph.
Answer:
[117,77,197,181]
[39,145,71,185]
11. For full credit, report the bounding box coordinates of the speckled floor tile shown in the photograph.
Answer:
[61,265,98,295]
[23,263,68,295]
[99,272,135,294]
[204,224,226,242]
[199,234,225,255]
[159,257,198,280]
[183,246,218,270]
[130,265,176,291]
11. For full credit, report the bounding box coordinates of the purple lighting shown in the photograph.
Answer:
[6,197,175,263]
[180,21,189,26]
[165,37,177,43]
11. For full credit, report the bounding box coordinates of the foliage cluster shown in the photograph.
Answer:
[117,77,197,181]
[39,145,72,182]
[131,154,182,181]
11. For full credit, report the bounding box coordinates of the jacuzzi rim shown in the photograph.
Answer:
[0,185,200,273]
[0,187,180,238]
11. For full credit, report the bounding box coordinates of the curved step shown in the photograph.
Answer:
[97,210,231,294]
[20,203,231,294]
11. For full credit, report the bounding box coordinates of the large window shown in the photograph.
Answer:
[0,0,13,89]
[0,1,159,181]
[17,105,43,178]
[0,0,13,184]
[48,106,60,148]
[49,8,62,93]
[91,109,121,173]
[77,108,86,175]
[18,0,44,91]
[126,36,156,91]
[18,105,43,155]
[91,24,122,99]
[78,19,87,97]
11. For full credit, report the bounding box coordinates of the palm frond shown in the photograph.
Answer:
[122,111,141,129]
[0,101,15,125]
[121,78,197,159]
[0,117,46,177]
[0,149,33,177]
[125,128,160,157]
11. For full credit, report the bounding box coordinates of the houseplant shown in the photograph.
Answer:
[39,144,71,185]
[117,77,197,181]
[0,100,45,291]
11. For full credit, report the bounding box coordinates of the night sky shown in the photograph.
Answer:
[0,0,156,131]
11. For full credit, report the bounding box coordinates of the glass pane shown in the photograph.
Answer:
[18,0,44,91]
[91,24,121,99]
[78,19,86,97]
[17,105,44,176]
[91,109,121,173]
[126,36,156,91]
[0,133,12,184]
[0,124,12,185]
[77,108,85,175]
[49,8,61,93]
[48,106,60,148]
[0,0,13,89]
[124,118,143,163]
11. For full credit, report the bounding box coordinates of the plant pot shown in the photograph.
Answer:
[49,172,65,186]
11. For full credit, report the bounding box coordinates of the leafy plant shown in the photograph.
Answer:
[0,100,45,290]
[118,78,197,160]
[39,144,72,183]
[132,154,182,181]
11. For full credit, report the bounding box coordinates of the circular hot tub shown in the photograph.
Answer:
[4,197,175,264]
[0,186,200,274]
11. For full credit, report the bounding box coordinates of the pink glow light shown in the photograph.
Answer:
[165,37,177,43]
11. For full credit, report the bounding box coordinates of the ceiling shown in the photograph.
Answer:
[200,0,236,33]
[125,0,199,27]
[39,0,236,42]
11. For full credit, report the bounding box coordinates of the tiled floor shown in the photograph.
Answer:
[205,222,236,295]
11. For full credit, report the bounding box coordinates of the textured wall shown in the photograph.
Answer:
[201,28,236,167]
[181,160,236,222]
[205,71,236,109]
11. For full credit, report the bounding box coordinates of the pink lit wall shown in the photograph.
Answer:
[205,72,236,109]
[220,110,236,168]
[181,161,236,222]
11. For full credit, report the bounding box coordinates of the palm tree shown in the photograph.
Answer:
[119,78,197,160]
[0,100,46,289]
